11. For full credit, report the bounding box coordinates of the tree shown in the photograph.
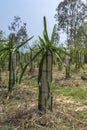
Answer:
[55,0,87,72]
[20,16,69,112]
[8,16,28,43]
[73,21,87,66]
[55,0,87,41]
[8,16,28,86]
[34,16,61,112]
[36,16,69,112]
[0,34,33,92]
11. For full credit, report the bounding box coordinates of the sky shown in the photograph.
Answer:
[0,0,63,44]
[0,0,86,45]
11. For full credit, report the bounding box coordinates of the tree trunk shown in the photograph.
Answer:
[58,61,62,71]
[29,50,34,74]
[65,55,71,79]
[80,52,84,65]
[8,52,14,92]
[38,50,53,112]
[75,51,80,72]
[0,67,2,82]
[13,52,17,86]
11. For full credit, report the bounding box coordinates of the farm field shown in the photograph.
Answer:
[0,0,87,130]
[0,66,87,130]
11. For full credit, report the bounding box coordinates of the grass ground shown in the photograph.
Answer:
[0,66,87,130]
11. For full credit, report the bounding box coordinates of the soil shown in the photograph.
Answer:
[0,70,87,130]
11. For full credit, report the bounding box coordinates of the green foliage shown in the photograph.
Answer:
[3,126,14,130]
[8,16,28,44]
[55,0,87,70]
[19,16,60,83]
[0,34,33,92]
[76,112,87,122]
[0,34,33,62]
[81,71,87,77]
[55,0,87,39]
[54,86,87,101]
